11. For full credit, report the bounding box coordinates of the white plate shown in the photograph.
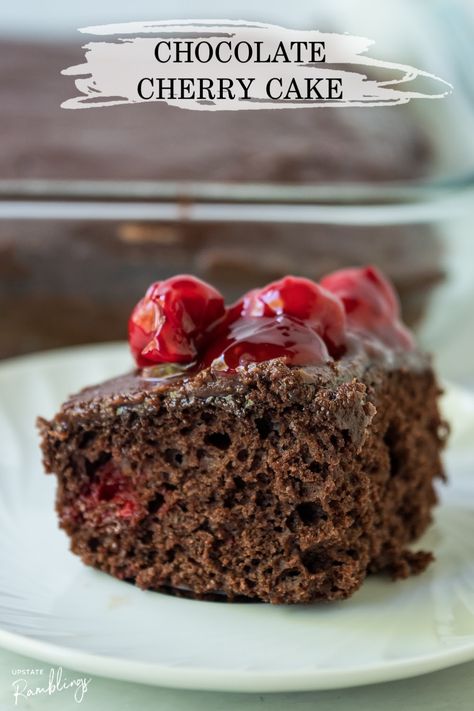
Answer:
[0,343,473,693]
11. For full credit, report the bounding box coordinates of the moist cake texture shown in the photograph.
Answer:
[38,270,447,603]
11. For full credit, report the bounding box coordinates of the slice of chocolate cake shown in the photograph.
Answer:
[38,269,447,603]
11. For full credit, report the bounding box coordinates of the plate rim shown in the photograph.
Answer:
[1,627,473,692]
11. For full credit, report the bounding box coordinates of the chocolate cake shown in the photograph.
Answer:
[38,269,447,603]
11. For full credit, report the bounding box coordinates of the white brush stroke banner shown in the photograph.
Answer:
[62,19,452,111]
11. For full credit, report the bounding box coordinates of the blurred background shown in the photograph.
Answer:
[0,0,473,384]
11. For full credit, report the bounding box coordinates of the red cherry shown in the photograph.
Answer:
[129,275,225,367]
[85,462,137,520]
[321,266,413,349]
[201,274,347,371]
[234,276,346,358]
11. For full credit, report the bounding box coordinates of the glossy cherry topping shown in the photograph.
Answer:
[321,266,414,350]
[128,268,414,373]
[237,276,346,357]
[129,275,225,367]
[201,315,331,370]
[200,276,347,370]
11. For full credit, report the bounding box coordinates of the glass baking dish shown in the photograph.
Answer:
[1,179,473,384]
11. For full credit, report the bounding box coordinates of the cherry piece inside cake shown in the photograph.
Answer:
[38,268,447,603]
